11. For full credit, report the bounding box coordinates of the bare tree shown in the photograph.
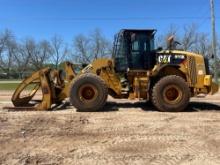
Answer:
[73,34,91,63]
[156,24,179,49]
[156,24,208,52]
[182,24,198,51]
[18,38,51,71]
[193,33,211,57]
[51,35,68,69]
[215,37,220,72]
[90,28,112,59]
[0,29,16,78]
[0,31,7,62]
[73,29,112,63]
[166,24,179,39]
[22,38,38,70]
[35,40,52,69]
[13,42,31,76]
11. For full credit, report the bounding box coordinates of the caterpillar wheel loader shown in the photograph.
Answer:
[9,29,219,112]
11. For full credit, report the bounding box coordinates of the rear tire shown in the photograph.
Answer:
[69,73,108,112]
[152,75,190,112]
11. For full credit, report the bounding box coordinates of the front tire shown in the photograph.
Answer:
[69,73,108,112]
[152,75,190,112]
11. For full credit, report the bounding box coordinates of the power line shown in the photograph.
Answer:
[197,8,212,30]
[1,16,220,21]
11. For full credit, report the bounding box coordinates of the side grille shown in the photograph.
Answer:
[188,56,197,85]
[204,57,210,75]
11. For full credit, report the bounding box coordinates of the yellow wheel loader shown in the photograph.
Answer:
[9,29,219,112]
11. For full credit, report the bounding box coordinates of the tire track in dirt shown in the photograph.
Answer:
[1,98,220,165]
[65,111,220,164]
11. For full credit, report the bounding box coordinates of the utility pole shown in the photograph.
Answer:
[210,0,218,83]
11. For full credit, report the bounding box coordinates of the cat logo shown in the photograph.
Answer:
[158,55,172,64]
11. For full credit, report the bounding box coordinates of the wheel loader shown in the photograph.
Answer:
[9,29,219,112]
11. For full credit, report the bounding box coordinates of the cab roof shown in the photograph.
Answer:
[120,29,156,34]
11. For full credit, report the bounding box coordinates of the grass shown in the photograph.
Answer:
[0,81,40,91]
[0,83,20,91]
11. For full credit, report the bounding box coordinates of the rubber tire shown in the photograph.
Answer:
[69,73,108,112]
[152,75,190,112]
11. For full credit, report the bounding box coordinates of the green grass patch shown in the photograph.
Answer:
[0,83,20,90]
[0,82,41,91]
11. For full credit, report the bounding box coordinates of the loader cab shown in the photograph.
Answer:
[113,29,156,72]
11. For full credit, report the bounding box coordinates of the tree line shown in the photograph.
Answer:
[156,24,219,57]
[0,28,112,79]
[0,24,219,79]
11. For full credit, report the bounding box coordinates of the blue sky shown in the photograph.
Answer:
[0,0,219,42]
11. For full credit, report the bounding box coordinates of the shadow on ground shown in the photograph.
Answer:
[103,101,220,112]
[5,101,220,113]
[188,102,220,112]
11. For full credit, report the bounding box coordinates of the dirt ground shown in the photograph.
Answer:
[0,91,220,165]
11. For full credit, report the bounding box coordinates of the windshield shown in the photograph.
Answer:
[113,30,155,72]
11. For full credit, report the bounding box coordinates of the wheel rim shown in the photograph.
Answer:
[78,84,98,102]
[163,85,183,104]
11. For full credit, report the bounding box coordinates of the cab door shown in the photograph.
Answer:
[130,32,151,70]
